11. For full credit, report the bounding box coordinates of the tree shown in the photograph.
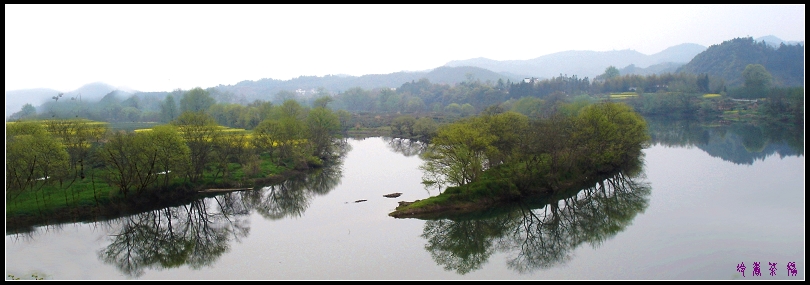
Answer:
[572,102,649,173]
[145,125,191,189]
[121,107,142,122]
[211,130,251,182]
[336,109,352,132]
[697,73,710,93]
[98,128,188,196]
[445,103,463,115]
[312,96,333,109]
[405,97,426,113]
[252,119,283,161]
[480,111,529,166]
[306,107,340,159]
[460,103,476,117]
[97,131,142,198]
[742,64,773,94]
[160,94,179,123]
[378,88,400,112]
[336,87,374,112]
[42,119,108,180]
[420,119,497,187]
[601,66,620,80]
[6,121,70,202]
[10,103,37,120]
[413,117,438,140]
[172,111,221,183]
[180,87,216,113]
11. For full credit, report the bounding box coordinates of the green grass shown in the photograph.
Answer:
[6,152,294,218]
[6,169,117,217]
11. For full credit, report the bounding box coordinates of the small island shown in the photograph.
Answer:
[390,101,650,218]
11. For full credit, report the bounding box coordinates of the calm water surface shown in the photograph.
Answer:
[5,124,805,280]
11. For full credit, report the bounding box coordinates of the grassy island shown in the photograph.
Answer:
[390,101,650,218]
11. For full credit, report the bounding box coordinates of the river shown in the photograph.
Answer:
[5,118,805,280]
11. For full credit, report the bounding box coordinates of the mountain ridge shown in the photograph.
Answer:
[6,35,803,119]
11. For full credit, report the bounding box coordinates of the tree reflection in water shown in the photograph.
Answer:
[384,137,428,157]
[420,166,651,275]
[97,138,351,277]
[243,138,348,220]
[97,198,248,278]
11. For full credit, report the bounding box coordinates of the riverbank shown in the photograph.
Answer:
[5,168,311,234]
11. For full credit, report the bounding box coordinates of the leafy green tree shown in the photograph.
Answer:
[460,103,476,117]
[601,66,620,80]
[252,119,283,161]
[172,111,221,183]
[277,115,308,168]
[6,121,71,202]
[742,63,773,97]
[145,125,191,188]
[378,88,401,112]
[211,130,251,182]
[413,117,438,140]
[480,111,529,166]
[42,119,108,180]
[445,103,463,116]
[306,107,341,159]
[405,96,426,113]
[515,114,576,189]
[312,96,333,109]
[97,131,145,198]
[572,102,649,173]
[391,115,417,137]
[278,99,306,121]
[696,73,710,93]
[420,119,497,186]
[121,107,142,122]
[335,87,374,112]
[160,95,179,123]
[180,87,216,113]
[9,103,37,120]
[335,109,352,132]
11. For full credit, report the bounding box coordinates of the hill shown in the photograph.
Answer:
[5,82,121,119]
[444,43,707,80]
[213,65,522,103]
[677,37,804,87]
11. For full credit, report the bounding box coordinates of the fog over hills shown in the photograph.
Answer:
[444,43,708,80]
[5,82,124,119]
[5,35,802,120]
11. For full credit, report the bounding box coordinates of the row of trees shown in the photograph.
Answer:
[10,61,795,126]
[6,99,344,205]
[420,101,650,196]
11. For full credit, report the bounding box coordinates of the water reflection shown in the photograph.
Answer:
[242,139,349,220]
[18,139,352,278]
[419,167,651,275]
[646,117,803,164]
[383,137,428,157]
[97,198,248,278]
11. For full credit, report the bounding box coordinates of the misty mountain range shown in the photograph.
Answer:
[5,35,803,119]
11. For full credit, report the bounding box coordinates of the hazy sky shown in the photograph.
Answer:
[5,4,805,93]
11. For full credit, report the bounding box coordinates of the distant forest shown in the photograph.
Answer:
[678,37,804,87]
[7,37,803,125]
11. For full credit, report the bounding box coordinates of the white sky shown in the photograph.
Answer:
[5,4,805,93]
